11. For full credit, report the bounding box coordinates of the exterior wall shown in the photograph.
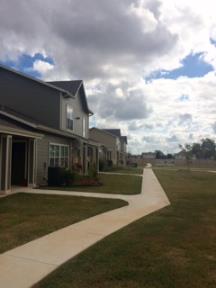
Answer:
[90,128,118,165]
[36,134,72,186]
[142,153,156,159]
[0,67,61,129]
[60,91,89,139]
[120,139,127,166]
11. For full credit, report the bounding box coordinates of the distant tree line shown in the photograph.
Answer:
[180,138,216,160]
[155,138,216,160]
[155,150,174,159]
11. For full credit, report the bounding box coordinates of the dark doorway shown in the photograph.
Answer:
[12,141,27,186]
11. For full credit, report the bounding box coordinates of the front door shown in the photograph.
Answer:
[12,142,27,186]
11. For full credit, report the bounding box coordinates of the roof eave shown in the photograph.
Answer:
[88,110,94,116]
[0,63,73,97]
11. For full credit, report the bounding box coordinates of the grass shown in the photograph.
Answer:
[153,165,216,171]
[102,167,143,175]
[47,174,142,195]
[35,169,216,288]
[0,193,127,254]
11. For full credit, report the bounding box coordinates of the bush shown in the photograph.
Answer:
[48,167,76,187]
[99,160,115,171]
[63,169,76,186]
[88,164,98,179]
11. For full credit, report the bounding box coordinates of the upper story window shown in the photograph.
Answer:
[124,142,127,153]
[116,138,120,151]
[66,104,73,130]
[83,117,86,137]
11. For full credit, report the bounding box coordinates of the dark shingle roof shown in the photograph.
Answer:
[0,106,85,141]
[0,63,72,97]
[0,105,40,125]
[48,80,82,96]
[48,80,93,115]
[103,129,121,137]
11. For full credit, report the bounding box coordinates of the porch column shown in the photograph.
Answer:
[92,146,99,172]
[27,138,37,187]
[80,141,88,175]
[84,144,88,175]
[80,141,84,174]
[96,147,99,172]
[0,135,12,192]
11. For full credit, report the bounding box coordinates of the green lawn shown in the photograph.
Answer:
[35,169,216,288]
[102,167,143,175]
[0,193,127,253]
[153,166,216,172]
[48,174,142,195]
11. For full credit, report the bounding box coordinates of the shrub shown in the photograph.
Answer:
[48,167,77,187]
[72,162,83,173]
[88,164,98,179]
[63,169,76,186]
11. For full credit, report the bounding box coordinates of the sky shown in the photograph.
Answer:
[1,0,216,154]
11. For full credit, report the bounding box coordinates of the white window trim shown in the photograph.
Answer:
[82,117,86,138]
[66,104,74,131]
[49,143,70,168]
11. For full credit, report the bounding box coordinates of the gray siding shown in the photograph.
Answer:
[36,135,71,185]
[60,91,89,138]
[90,128,118,165]
[0,68,61,129]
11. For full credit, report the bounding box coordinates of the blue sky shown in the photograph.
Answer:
[146,53,214,82]
[1,0,216,153]
[2,51,213,84]
[0,53,54,78]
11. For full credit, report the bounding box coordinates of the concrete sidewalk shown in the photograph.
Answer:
[0,168,170,288]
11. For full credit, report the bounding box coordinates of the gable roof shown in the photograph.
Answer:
[0,63,72,98]
[103,129,121,137]
[48,80,93,115]
[90,127,118,139]
[48,80,82,96]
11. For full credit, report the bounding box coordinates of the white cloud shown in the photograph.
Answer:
[1,0,216,153]
[33,60,54,74]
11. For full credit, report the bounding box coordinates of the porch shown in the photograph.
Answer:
[0,124,42,194]
[71,138,99,175]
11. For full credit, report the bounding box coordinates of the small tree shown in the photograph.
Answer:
[201,138,216,159]
[155,150,165,159]
[179,144,192,170]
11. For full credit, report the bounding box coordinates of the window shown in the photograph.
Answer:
[66,104,73,130]
[49,144,69,168]
[116,138,120,151]
[83,117,86,137]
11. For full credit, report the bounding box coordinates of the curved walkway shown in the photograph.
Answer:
[0,168,170,288]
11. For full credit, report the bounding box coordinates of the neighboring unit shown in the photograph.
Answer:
[0,64,98,194]
[90,128,127,168]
